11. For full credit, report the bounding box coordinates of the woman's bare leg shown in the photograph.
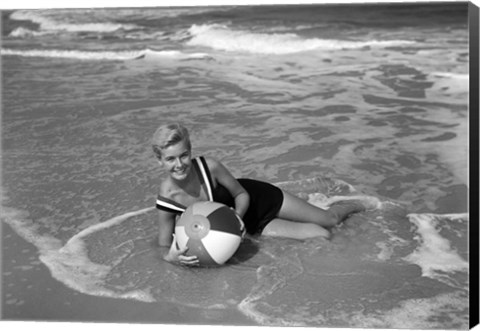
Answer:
[262,218,330,239]
[277,190,366,228]
[261,190,380,240]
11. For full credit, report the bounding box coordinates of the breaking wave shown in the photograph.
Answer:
[0,48,211,61]
[187,24,415,54]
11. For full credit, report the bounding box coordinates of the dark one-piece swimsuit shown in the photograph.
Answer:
[155,156,284,235]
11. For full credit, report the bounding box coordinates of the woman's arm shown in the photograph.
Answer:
[158,206,199,265]
[206,157,250,218]
[157,209,175,247]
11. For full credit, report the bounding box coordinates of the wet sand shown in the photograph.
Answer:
[1,223,254,325]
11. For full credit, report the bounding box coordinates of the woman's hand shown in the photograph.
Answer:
[164,234,199,266]
[231,208,247,239]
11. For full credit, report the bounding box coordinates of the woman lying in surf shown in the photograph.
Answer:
[152,123,380,265]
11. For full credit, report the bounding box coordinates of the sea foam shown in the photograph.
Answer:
[0,48,144,60]
[8,27,43,38]
[187,24,414,54]
[39,207,156,303]
[0,48,211,61]
[10,10,137,33]
[404,213,469,281]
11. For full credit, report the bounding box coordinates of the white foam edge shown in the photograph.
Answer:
[39,251,156,302]
[403,213,469,279]
[9,10,138,32]
[241,287,467,328]
[346,290,468,329]
[2,204,157,302]
[40,207,157,302]
[186,23,415,54]
[430,72,469,80]
[0,48,212,61]
[238,261,306,327]
[1,205,64,252]
[61,206,155,247]
[143,49,212,60]
[238,299,306,327]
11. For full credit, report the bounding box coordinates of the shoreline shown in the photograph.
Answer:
[1,178,469,327]
[1,223,255,326]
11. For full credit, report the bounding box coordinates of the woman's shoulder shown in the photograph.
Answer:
[202,156,234,181]
[202,156,221,171]
[157,177,175,198]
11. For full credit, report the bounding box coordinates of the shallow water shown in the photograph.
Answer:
[1,3,470,328]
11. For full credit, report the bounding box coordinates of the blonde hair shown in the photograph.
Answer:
[151,123,191,160]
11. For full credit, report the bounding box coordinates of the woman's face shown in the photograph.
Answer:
[159,140,192,181]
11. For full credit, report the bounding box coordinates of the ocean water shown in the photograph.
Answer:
[1,3,470,329]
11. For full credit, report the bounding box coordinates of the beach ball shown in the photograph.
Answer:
[175,201,242,267]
